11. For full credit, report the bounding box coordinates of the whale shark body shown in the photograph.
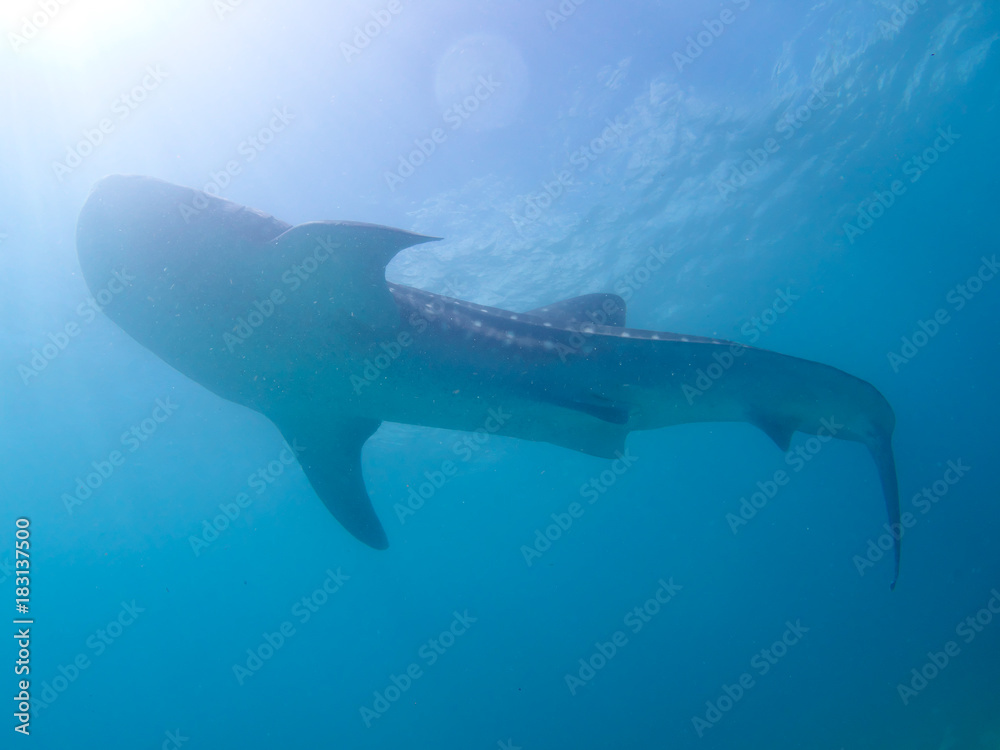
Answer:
[76,175,901,588]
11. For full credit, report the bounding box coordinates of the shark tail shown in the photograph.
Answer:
[865,430,901,590]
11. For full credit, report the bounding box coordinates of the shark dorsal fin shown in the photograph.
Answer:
[526,293,627,328]
[269,222,441,329]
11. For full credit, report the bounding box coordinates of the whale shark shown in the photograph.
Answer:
[76,175,901,588]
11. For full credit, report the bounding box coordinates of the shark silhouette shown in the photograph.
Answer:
[76,175,901,588]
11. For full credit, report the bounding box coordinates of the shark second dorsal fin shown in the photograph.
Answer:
[269,222,441,329]
[274,414,388,549]
[527,293,627,328]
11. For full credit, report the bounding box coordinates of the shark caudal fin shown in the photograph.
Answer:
[865,431,901,590]
[746,410,900,589]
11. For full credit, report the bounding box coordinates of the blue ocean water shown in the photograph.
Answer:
[1,0,998,747]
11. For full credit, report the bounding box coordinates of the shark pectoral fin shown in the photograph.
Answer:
[574,429,629,459]
[543,421,629,459]
[866,433,901,590]
[269,221,441,329]
[750,413,797,452]
[547,393,630,425]
[275,415,388,550]
[527,293,627,327]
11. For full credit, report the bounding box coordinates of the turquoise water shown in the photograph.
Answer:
[2,0,998,747]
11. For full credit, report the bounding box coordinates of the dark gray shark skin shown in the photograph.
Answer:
[76,175,901,588]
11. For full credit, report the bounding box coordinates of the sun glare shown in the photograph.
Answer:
[3,0,184,63]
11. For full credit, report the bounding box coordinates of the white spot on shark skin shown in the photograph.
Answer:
[681,337,689,342]
[621,332,631,338]
[473,320,483,328]
[652,334,660,340]
[543,341,554,350]
[479,308,489,314]
[510,314,518,321]
[505,331,515,339]
[543,322,552,327]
